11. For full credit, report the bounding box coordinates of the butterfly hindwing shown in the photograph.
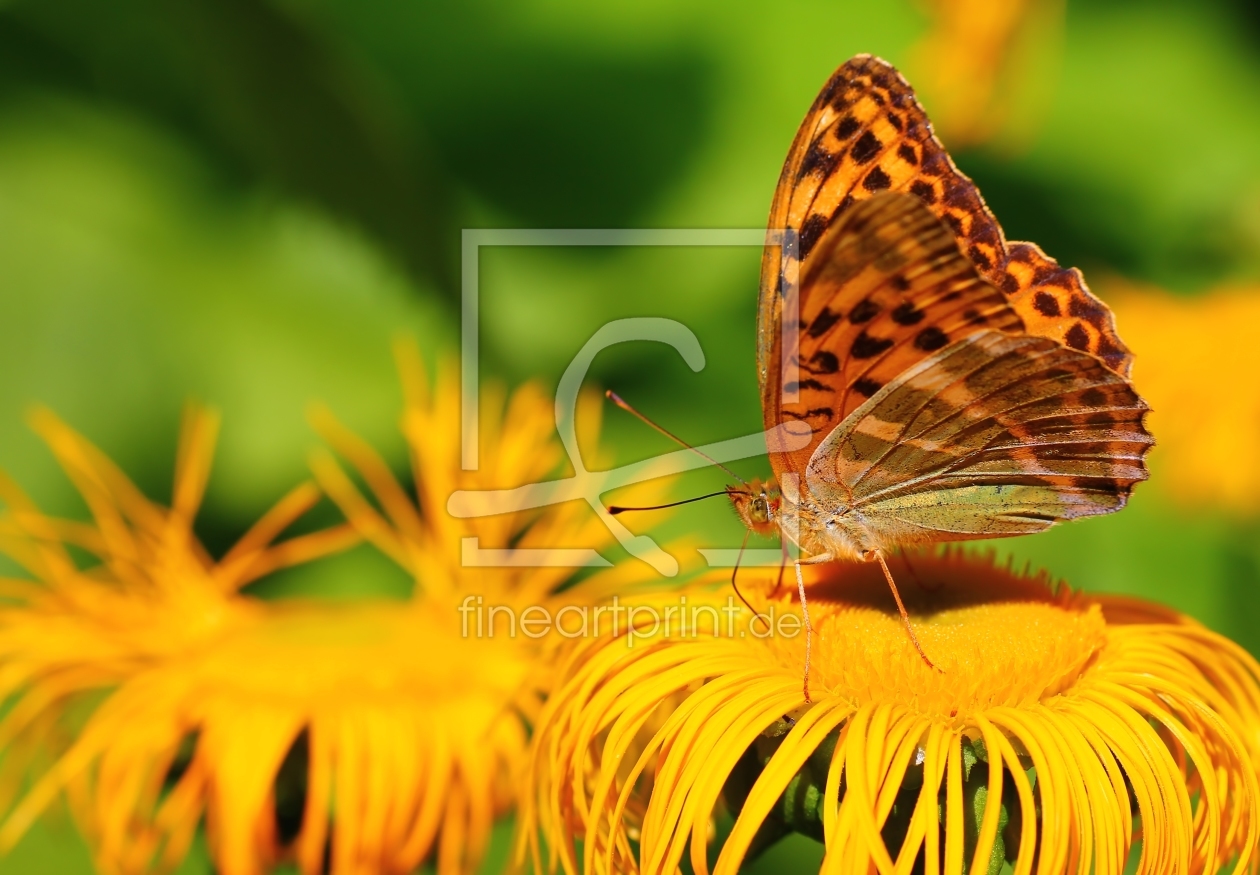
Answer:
[765,191,1023,481]
[805,330,1152,543]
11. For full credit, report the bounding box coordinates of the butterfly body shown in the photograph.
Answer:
[727,477,930,569]
[741,474,874,562]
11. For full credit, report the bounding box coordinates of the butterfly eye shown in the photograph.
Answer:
[749,498,770,524]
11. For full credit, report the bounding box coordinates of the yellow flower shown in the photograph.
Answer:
[0,406,357,875]
[522,552,1260,874]
[0,343,649,875]
[1109,283,1260,515]
[908,0,1064,148]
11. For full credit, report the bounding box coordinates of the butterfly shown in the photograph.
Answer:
[725,55,1153,693]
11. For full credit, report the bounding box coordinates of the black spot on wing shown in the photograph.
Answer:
[891,275,911,292]
[1069,295,1108,328]
[848,298,881,323]
[851,130,883,164]
[835,115,860,139]
[785,379,831,393]
[1095,334,1124,370]
[784,408,834,421]
[897,143,917,165]
[808,306,843,338]
[914,326,949,351]
[1032,291,1060,317]
[910,180,936,204]
[804,351,839,374]
[853,377,882,398]
[891,302,925,325]
[823,80,848,110]
[799,213,828,260]
[852,331,895,359]
[863,166,892,192]
[1065,323,1090,351]
[1080,387,1108,408]
[798,141,838,180]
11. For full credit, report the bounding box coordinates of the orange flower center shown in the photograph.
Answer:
[756,554,1107,717]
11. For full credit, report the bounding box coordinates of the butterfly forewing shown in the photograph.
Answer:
[805,330,1152,543]
[756,54,1134,424]
[765,192,1024,480]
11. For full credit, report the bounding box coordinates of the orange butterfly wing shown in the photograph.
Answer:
[757,55,1134,483]
[763,192,1026,477]
[758,194,1151,555]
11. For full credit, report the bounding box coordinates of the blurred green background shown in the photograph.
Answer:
[1,0,1259,871]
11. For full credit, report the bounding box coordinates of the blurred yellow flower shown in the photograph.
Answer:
[1110,283,1260,514]
[909,0,1064,148]
[0,343,651,875]
[522,553,1260,874]
[0,406,357,875]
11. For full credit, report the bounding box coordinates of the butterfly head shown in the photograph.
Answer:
[727,478,782,538]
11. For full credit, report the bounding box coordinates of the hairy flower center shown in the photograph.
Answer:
[759,555,1107,716]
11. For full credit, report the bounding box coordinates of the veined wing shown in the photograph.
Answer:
[805,330,1152,540]
[764,191,1023,480]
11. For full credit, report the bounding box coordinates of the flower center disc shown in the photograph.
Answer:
[759,554,1107,716]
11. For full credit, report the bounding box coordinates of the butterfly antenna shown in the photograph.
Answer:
[605,390,748,485]
[607,490,731,515]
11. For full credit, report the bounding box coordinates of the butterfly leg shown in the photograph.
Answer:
[791,552,838,702]
[873,551,941,672]
[793,559,814,704]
